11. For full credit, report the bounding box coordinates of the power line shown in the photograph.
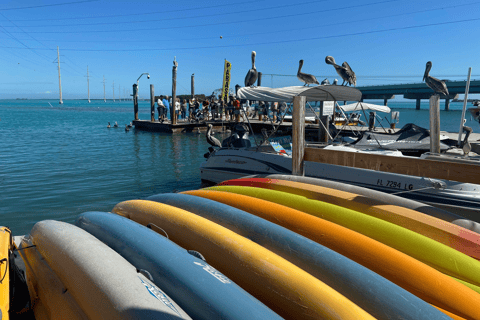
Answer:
[5,0,330,28]
[1,15,479,52]
[0,0,98,11]
[3,0,402,33]
[7,0,264,21]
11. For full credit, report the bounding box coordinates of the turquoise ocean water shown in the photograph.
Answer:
[1,99,478,235]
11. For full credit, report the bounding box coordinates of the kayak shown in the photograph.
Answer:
[186,188,480,320]
[18,220,191,320]
[75,211,282,320]
[148,192,452,320]
[112,199,375,320]
[0,227,11,320]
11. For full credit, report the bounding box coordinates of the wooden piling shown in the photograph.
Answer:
[133,84,139,120]
[257,72,262,87]
[429,95,440,153]
[191,74,195,99]
[172,58,177,125]
[416,98,421,110]
[292,96,306,176]
[318,115,330,143]
[150,84,155,122]
[445,99,450,111]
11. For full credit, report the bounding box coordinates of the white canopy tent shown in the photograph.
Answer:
[237,85,362,103]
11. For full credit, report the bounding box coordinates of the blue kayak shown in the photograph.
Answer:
[147,193,452,320]
[76,211,283,320]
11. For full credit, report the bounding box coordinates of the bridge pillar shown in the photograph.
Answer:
[445,99,450,111]
[416,98,421,110]
[383,98,388,106]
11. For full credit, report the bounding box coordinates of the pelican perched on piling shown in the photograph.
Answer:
[297,60,319,86]
[244,51,258,87]
[325,56,356,87]
[206,124,222,147]
[461,125,472,156]
[423,61,449,96]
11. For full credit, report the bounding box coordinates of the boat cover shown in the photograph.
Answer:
[340,102,391,113]
[352,123,454,153]
[237,85,362,102]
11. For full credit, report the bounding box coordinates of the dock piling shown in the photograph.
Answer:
[133,84,138,120]
[150,84,155,122]
[191,74,195,99]
[172,57,177,125]
[257,72,262,87]
[429,95,440,153]
[292,96,306,176]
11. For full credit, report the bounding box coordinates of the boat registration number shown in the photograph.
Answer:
[377,179,413,190]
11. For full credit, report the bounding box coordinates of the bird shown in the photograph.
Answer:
[127,122,133,128]
[244,51,258,87]
[423,61,449,96]
[460,125,472,156]
[297,60,319,86]
[325,56,356,87]
[220,36,223,39]
[333,79,338,85]
[125,124,130,132]
[113,121,118,128]
[321,78,330,85]
[206,124,222,147]
[107,122,111,128]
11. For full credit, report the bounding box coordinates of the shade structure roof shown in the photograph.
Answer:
[340,102,391,113]
[237,85,362,103]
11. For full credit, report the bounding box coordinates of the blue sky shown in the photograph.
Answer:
[1,0,479,99]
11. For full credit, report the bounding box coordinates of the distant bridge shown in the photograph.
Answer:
[356,80,480,110]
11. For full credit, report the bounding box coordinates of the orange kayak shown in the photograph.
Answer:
[219,178,480,260]
[184,189,480,320]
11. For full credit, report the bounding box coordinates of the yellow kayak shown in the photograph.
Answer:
[0,227,11,320]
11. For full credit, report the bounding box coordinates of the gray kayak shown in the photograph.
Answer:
[75,211,283,320]
[20,220,191,320]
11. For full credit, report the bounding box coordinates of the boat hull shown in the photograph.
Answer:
[200,148,480,216]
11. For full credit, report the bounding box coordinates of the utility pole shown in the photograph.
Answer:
[57,46,63,104]
[112,80,115,102]
[103,76,106,102]
[86,65,90,103]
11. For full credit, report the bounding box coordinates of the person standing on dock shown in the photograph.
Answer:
[272,102,279,123]
[157,97,165,122]
[189,98,196,122]
[181,99,188,121]
[175,98,181,122]
[162,96,170,122]
[202,99,210,121]
[233,96,241,122]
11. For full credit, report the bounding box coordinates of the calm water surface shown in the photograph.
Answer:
[1,99,478,235]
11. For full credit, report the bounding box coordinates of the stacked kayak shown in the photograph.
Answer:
[7,175,480,319]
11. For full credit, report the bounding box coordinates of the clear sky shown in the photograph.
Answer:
[1,0,479,99]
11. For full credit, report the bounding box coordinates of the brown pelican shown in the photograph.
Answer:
[460,125,472,156]
[423,61,449,96]
[325,56,356,87]
[297,60,319,86]
[127,122,133,128]
[113,121,118,128]
[107,122,111,128]
[206,124,222,147]
[244,51,258,87]
[125,124,130,132]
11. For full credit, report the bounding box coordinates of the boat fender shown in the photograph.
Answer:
[147,223,169,239]
[137,269,154,281]
[187,250,206,262]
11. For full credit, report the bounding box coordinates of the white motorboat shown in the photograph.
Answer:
[200,85,480,217]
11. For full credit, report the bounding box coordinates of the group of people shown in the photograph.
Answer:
[155,94,289,124]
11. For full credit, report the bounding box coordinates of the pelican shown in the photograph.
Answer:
[423,61,449,96]
[127,122,133,128]
[460,125,472,156]
[333,79,338,85]
[206,124,222,147]
[107,122,111,128]
[325,56,356,87]
[244,51,258,87]
[321,78,330,85]
[297,60,319,86]
[113,121,118,128]
[125,124,130,132]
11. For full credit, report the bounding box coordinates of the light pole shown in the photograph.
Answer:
[133,73,150,120]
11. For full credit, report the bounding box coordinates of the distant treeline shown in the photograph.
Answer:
[154,94,207,101]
